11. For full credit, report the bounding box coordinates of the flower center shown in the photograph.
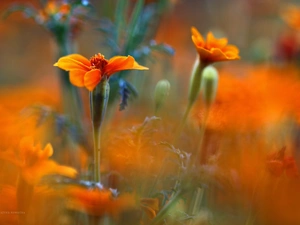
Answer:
[90,53,109,71]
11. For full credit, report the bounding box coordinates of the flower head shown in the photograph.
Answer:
[37,0,71,23]
[54,53,149,91]
[191,27,240,64]
[281,5,300,30]
[66,186,136,217]
[266,147,299,178]
[0,136,77,185]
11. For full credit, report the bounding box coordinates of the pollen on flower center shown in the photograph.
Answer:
[90,53,109,71]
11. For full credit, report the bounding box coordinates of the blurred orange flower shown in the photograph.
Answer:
[0,136,77,185]
[0,185,18,225]
[191,27,240,64]
[281,5,300,30]
[66,186,136,217]
[140,198,160,219]
[54,53,148,91]
[266,147,299,178]
[36,0,71,24]
[193,65,300,131]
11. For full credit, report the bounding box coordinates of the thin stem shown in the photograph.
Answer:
[90,78,110,184]
[150,189,185,225]
[194,108,209,165]
[173,60,207,142]
[92,126,101,183]
[188,187,204,225]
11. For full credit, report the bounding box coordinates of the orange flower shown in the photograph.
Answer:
[266,147,299,178]
[0,136,77,185]
[281,5,300,30]
[54,53,149,91]
[37,0,71,24]
[191,27,240,64]
[192,65,300,132]
[140,198,160,219]
[66,186,136,217]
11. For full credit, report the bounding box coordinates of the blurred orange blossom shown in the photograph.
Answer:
[191,27,240,64]
[38,0,70,23]
[0,136,77,185]
[193,65,300,131]
[54,53,149,91]
[66,186,136,217]
[281,5,300,30]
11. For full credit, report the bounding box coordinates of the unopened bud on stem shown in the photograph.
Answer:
[201,66,218,107]
[154,79,171,113]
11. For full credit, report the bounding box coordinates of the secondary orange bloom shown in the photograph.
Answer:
[192,65,300,132]
[54,53,149,91]
[281,5,300,30]
[0,136,77,185]
[191,27,240,64]
[36,0,71,24]
[66,186,136,217]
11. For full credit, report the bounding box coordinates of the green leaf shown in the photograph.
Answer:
[115,0,128,44]
[124,0,144,54]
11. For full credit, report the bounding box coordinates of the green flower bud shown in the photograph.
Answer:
[154,79,171,113]
[188,59,205,105]
[201,66,219,107]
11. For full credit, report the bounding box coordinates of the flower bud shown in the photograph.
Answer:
[201,66,218,107]
[154,79,171,113]
[188,59,203,105]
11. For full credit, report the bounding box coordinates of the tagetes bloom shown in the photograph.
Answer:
[54,53,149,91]
[66,186,136,217]
[281,5,300,30]
[191,27,240,64]
[266,147,299,178]
[0,137,77,185]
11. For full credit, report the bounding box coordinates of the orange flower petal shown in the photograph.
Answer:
[69,69,86,87]
[39,143,53,159]
[105,56,148,76]
[206,32,228,49]
[54,54,90,71]
[191,27,240,63]
[133,61,150,70]
[84,69,102,91]
[22,160,77,184]
[191,26,204,46]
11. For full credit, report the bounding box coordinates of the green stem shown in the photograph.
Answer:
[194,108,209,165]
[174,60,207,141]
[90,78,110,183]
[188,187,204,225]
[149,189,185,225]
[92,126,101,183]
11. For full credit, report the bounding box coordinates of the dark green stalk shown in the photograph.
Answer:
[90,78,110,183]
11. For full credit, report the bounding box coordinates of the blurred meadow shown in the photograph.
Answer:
[1,0,300,225]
